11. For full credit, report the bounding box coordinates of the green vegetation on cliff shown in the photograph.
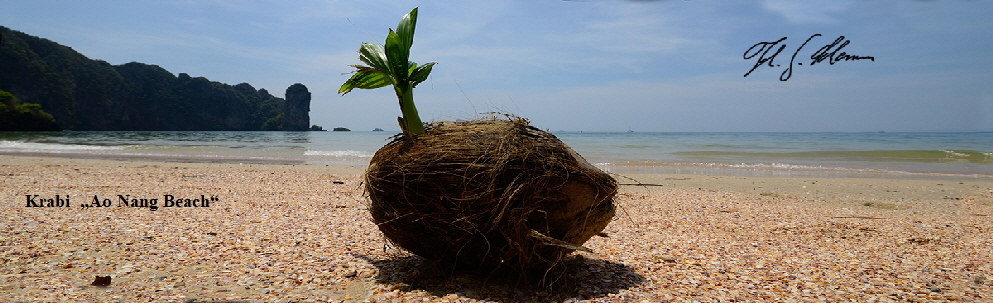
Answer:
[0,89,60,131]
[0,26,310,131]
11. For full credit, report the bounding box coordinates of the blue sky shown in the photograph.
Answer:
[3,1,991,132]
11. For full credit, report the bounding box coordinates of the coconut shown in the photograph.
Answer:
[365,117,617,282]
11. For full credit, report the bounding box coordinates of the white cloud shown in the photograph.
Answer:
[571,3,703,54]
[762,0,850,24]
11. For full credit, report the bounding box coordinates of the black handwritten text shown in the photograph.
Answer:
[744,34,875,81]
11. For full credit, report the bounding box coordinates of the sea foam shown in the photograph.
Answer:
[0,140,130,152]
[303,150,374,158]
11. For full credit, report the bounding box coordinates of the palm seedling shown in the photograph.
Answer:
[339,7,435,137]
[338,8,617,285]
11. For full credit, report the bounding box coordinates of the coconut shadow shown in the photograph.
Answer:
[355,252,644,302]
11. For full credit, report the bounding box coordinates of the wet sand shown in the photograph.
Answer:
[1,155,990,302]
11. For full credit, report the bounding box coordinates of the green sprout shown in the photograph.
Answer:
[339,7,436,137]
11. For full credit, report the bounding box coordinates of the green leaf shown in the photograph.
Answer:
[339,70,393,95]
[384,29,408,85]
[409,62,436,88]
[358,43,390,73]
[396,7,417,56]
[385,7,420,89]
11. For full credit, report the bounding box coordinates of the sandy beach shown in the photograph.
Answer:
[1,154,990,302]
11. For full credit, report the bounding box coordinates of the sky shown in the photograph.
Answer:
[2,1,992,132]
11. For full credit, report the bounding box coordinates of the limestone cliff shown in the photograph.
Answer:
[0,26,310,131]
[282,83,311,131]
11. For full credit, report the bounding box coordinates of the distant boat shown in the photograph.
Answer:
[372,128,384,132]
[333,127,351,131]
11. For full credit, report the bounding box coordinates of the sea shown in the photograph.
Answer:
[1,131,990,180]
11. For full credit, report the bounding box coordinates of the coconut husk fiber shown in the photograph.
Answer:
[365,117,617,282]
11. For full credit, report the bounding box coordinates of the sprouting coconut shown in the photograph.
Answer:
[339,8,617,282]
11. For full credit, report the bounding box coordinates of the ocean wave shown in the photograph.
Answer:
[941,149,969,158]
[721,162,878,171]
[673,149,993,164]
[0,140,131,152]
[601,160,873,172]
[303,150,374,158]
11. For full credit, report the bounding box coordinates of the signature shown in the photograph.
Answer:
[743,34,875,81]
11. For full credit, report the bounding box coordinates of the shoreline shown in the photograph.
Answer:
[3,153,989,209]
[3,153,985,210]
[0,154,367,175]
[600,163,993,183]
[2,154,991,301]
[3,150,991,182]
